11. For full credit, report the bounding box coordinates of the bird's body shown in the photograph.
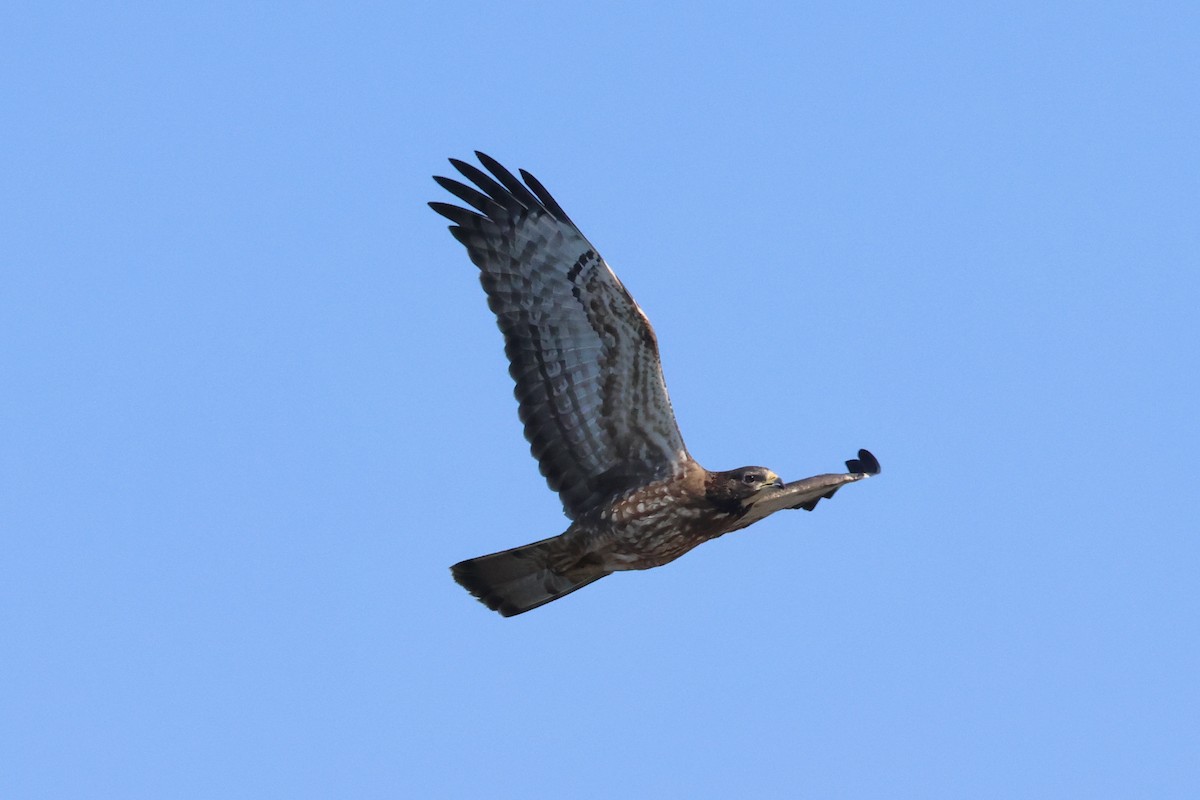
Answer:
[570,462,742,571]
[431,153,880,616]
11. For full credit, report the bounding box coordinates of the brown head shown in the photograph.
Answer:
[704,467,784,514]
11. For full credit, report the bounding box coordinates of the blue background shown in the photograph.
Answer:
[4,2,1197,797]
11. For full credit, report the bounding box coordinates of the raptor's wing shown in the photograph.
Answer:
[731,449,881,532]
[431,153,692,519]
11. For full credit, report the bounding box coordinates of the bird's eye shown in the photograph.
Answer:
[743,472,760,484]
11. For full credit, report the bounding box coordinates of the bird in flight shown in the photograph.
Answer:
[430,153,880,617]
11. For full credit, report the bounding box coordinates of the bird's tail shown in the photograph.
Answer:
[451,536,609,617]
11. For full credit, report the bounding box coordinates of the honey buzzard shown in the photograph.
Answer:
[431,153,880,617]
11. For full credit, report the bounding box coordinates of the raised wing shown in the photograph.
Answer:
[731,449,881,532]
[430,152,691,519]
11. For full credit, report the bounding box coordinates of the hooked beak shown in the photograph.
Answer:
[765,471,784,490]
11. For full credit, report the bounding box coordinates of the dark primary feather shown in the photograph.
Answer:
[519,168,575,223]
[845,448,881,476]
[432,175,498,215]
[430,153,691,519]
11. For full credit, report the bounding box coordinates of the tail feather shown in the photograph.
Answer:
[451,536,609,617]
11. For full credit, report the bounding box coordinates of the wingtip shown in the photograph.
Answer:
[846,448,881,476]
[474,150,503,172]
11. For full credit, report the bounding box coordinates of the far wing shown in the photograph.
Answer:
[430,153,691,519]
[731,449,881,532]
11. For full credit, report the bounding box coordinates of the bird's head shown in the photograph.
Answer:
[706,466,784,513]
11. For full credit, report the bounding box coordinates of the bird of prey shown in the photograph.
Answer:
[430,152,880,617]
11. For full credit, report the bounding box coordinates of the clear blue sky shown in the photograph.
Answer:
[4,2,1198,797]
